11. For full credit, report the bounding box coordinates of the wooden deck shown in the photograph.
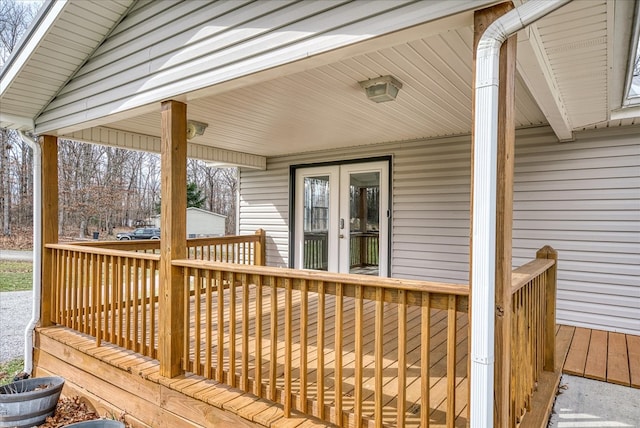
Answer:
[35,297,469,428]
[561,326,640,388]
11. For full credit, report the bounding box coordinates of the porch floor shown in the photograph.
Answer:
[37,296,470,428]
[561,326,640,388]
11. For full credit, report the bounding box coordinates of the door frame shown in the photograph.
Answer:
[289,156,392,276]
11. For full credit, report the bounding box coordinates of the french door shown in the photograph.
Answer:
[294,161,389,276]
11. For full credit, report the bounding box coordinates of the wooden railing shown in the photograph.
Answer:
[174,259,469,427]
[187,229,265,265]
[303,232,328,270]
[68,230,266,265]
[350,232,379,267]
[47,243,161,359]
[44,237,557,427]
[509,246,557,426]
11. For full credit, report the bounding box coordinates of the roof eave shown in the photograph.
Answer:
[0,0,67,96]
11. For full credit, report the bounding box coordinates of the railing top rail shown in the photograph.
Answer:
[65,240,160,250]
[46,243,161,261]
[511,258,555,294]
[186,235,260,245]
[173,258,470,296]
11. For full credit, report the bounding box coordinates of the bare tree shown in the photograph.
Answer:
[0,0,39,236]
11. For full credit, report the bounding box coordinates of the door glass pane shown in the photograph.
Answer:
[348,172,380,275]
[303,176,329,270]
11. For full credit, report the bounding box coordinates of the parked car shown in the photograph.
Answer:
[116,227,160,240]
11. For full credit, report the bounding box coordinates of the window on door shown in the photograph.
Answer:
[293,160,389,276]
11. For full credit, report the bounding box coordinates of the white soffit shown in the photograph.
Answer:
[531,1,610,130]
[62,126,266,170]
[0,0,134,131]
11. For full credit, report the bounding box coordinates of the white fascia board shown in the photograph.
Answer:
[618,0,640,109]
[516,25,573,141]
[62,126,266,170]
[0,0,67,96]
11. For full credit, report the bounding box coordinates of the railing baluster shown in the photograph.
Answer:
[95,254,103,347]
[334,282,343,426]
[216,270,224,382]
[194,268,201,374]
[300,280,308,413]
[149,259,156,359]
[124,257,132,350]
[182,268,190,374]
[397,289,407,428]
[421,292,431,428]
[255,276,263,397]
[205,269,213,379]
[284,278,292,417]
[354,285,363,426]
[140,258,147,355]
[83,251,90,334]
[132,257,139,352]
[242,273,250,391]
[375,287,383,428]
[69,250,74,329]
[269,275,278,402]
[446,294,456,428]
[229,272,237,387]
[317,280,325,420]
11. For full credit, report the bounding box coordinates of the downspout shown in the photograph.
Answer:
[470,1,570,427]
[18,131,41,376]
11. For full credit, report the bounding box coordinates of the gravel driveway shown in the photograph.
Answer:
[0,290,32,362]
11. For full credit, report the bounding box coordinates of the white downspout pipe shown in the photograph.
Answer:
[470,1,570,426]
[18,131,42,376]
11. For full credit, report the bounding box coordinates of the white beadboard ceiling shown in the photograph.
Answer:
[1,0,626,160]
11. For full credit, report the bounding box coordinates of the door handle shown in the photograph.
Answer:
[339,234,344,239]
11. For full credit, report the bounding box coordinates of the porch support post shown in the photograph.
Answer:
[40,135,58,327]
[471,3,515,427]
[159,100,187,378]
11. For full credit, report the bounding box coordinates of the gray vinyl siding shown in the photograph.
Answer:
[35,0,488,133]
[239,125,640,335]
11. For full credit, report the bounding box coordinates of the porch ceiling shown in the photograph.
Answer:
[80,1,617,158]
[100,24,545,157]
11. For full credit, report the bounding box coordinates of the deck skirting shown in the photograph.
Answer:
[33,326,302,428]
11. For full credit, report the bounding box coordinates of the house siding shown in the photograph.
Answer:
[239,125,640,335]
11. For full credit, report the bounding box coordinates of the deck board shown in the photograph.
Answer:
[184,286,470,427]
[561,326,639,389]
[607,333,630,386]
[627,335,640,388]
[583,329,607,381]
[562,327,590,375]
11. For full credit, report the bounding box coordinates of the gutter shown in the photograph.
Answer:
[18,131,42,376]
[470,0,570,426]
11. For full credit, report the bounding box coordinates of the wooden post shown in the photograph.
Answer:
[40,135,58,327]
[159,100,187,378]
[471,3,516,427]
[255,228,266,266]
[536,245,558,371]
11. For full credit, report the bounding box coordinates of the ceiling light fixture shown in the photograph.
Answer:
[186,120,208,139]
[359,75,403,103]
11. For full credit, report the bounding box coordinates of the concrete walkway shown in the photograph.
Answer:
[0,290,32,362]
[548,374,640,427]
[0,249,33,262]
[0,249,33,363]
